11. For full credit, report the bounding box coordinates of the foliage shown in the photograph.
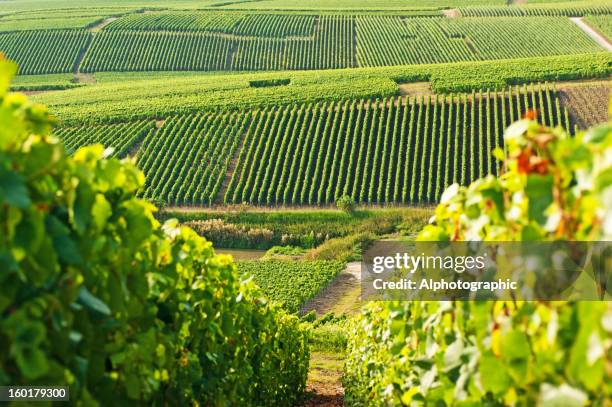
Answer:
[309,321,348,353]
[31,53,612,124]
[186,218,277,249]
[0,59,308,405]
[336,195,355,213]
[180,208,430,249]
[307,232,373,262]
[344,117,612,405]
[238,260,345,313]
[345,301,611,406]
[262,245,305,259]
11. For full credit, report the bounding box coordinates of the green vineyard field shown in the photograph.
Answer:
[57,83,571,207]
[356,16,602,67]
[585,15,612,40]
[32,53,611,124]
[224,84,569,206]
[459,5,612,17]
[0,29,90,74]
[4,12,607,75]
[82,15,353,72]
[238,260,345,313]
[55,119,155,157]
[137,112,248,205]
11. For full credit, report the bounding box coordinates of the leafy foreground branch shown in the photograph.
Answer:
[0,58,308,405]
[344,114,612,404]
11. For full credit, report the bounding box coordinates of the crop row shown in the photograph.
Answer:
[459,5,612,18]
[237,260,345,313]
[584,15,612,41]
[222,83,570,206]
[55,119,155,157]
[6,14,606,75]
[136,112,248,205]
[106,12,316,38]
[356,16,603,67]
[81,16,353,72]
[0,29,90,74]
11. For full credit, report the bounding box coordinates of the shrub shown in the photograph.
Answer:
[335,194,355,213]
[344,118,612,405]
[0,58,308,405]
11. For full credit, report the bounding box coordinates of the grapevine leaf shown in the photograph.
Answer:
[479,354,510,394]
[77,286,111,316]
[0,170,30,208]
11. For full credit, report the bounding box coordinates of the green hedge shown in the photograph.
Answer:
[344,115,612,403]
[0,58,308,405]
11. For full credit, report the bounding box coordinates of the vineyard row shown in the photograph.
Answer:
[1,15,607,74]
[58,83,572,206]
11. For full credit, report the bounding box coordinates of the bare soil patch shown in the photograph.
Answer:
[557,80,610,129]
[442,9,460,18]
[398,81,433,98]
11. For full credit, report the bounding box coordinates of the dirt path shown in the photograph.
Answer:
[570,17,612,52]
[90,17,118,33]
[303,352,344,407]
[301,262,361,316]
[299,262,362,406]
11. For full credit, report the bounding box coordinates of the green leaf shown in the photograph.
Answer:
[91,193,112,230]
[479,354,510,394]
[15,347,49,380]
[77,286,111,316]
[0,170,30,208]
[0,59,17,96]
[525,174,553,225]
[500,330,530,360]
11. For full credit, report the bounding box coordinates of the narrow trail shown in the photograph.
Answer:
[570,17,612,52]
[300,262,362,407]
[301,262,361,316]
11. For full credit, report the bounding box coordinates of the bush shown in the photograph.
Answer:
[0,58,308,405]
[335,195,355,213]
[344,119,612,405]
[186,218,275,249]
[307,232,374,262]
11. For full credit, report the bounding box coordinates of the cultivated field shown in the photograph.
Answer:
[1,0,611,405]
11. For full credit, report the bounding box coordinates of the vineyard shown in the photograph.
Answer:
[2,1,612,405]
[459,5,612,17]
[585,15,612,40]
[2,12,609,74]
[238,260,345,313]
[81,15,354,72]
[0,30,90,74]
[355,16,602,67]
[56,83,571,206]
[32,53,612,124]
[223,84,569,206]
[55,119,155,157]
[137,112,249,205]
